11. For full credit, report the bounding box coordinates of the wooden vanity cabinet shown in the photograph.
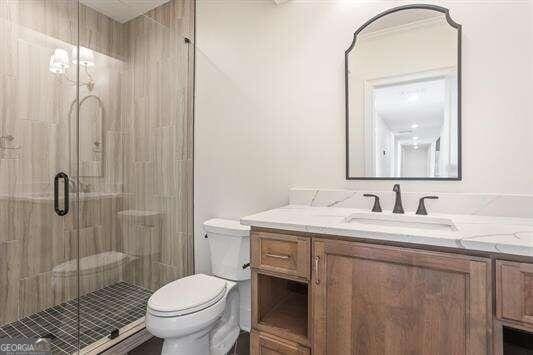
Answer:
[312,239,493,355]
[250,229,494,355]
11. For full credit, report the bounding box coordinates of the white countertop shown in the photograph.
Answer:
[241,205,533,257]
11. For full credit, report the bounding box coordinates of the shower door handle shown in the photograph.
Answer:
[54,172,69,216]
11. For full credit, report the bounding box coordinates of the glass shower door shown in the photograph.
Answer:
[0,1,82,354]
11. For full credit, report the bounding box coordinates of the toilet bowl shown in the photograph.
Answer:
[146,274,237,354]
[145,219,250,355]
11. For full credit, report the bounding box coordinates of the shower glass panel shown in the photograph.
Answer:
[77,0,194,353]
[0,0,81,354]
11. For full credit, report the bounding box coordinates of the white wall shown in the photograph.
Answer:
[195,0,533,272]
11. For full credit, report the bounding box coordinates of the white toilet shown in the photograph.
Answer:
[145,219,250,355]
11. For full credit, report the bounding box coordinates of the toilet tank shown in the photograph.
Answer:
[204,219,250,281]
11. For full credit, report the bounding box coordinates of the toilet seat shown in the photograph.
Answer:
[148,274,227,317]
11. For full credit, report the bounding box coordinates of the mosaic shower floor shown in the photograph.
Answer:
[0,282,153,354]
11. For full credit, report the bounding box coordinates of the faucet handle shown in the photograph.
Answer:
[416,196,439,215]
[363,194,382,213]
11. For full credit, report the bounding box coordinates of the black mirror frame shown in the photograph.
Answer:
[345,4,462,181]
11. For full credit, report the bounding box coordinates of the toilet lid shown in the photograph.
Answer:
[148,274,227,316]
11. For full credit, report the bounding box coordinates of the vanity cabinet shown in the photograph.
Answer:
[250,229,496,355]
[312,239,492,354]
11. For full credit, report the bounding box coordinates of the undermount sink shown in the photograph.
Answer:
[345,212,457,232]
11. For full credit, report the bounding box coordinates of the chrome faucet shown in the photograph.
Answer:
[392,184,404,214]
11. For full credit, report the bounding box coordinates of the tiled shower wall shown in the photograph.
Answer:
[0,0,194,326]
[0,1,126,194]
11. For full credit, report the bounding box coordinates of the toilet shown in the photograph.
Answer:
[145,219,250,355]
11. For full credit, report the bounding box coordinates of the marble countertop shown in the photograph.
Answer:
[241,205,533,257]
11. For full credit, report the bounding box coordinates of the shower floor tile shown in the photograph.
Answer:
[0,282,153,354]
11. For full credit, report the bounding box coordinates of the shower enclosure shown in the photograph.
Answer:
[0,1,194,353]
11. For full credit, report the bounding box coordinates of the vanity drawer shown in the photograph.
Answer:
[496,260,533,327]
[251,330,310,355]
[251,231,310,279]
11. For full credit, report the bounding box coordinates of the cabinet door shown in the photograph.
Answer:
[251,330,310,355]
[496,260,533,328]
[312,239,492,355]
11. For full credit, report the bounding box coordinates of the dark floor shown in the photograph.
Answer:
[0,282,152,354]
[128,331,250,355]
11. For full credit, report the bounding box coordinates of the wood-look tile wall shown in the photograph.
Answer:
[121,0,195,291]
[0,0,194,326]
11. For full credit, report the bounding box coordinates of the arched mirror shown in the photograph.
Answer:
[346,5,461,180]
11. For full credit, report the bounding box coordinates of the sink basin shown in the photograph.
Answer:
[345,212,457,232]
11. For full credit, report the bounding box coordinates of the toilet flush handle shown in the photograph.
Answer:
[242,262,250,269]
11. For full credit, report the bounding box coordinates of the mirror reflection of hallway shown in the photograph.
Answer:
[401,144,430,177]
[371,76,454,178]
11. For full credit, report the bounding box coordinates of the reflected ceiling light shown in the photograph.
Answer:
[413,136,419,140]
[72,46,95,67]
[49,47,95,91]
[414,145,420,150]
[411,123,419,129]
[49,48,69,74]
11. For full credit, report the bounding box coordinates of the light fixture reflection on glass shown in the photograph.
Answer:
[49,47,95,91]
[411,123,419,129]
[49,48,69,74]
[414,145,420,150]
[72,46,95,67]
[413,136,419,140]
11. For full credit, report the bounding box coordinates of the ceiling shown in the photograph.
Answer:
[79,0,171,23]
[374,78,445,142]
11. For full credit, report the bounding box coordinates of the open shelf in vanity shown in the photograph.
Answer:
[253,271,309,345]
